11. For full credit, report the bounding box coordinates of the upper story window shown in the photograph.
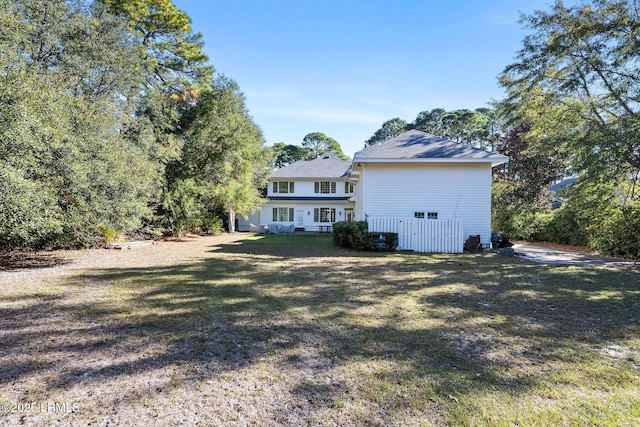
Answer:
[344,182,354,194]
[273,181,294,194]
[314,181,336,194]
[414,212,425,219]
[427,212,438,220]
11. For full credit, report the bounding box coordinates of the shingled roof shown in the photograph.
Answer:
[271,155,351,179]
[354,130,508,165]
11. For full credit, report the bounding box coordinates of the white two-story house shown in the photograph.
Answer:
[239,131,507,251]
[350,130,508,246]
[238,155,355,232]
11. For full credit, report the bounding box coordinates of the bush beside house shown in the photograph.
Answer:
[333,221,398,252]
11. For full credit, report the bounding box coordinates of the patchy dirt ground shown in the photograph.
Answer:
[1,235,262,426]
[1,234,638,426]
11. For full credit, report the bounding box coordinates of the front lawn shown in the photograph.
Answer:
[1,234,639,426]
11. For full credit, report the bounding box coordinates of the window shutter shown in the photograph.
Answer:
[314,182,319,193]
[331,182,336,193]
[344,182,348,193]
[272,208,277,221]
[273,182,278,193]
[313,208,319,222]
[331,208,336,222]
[288,208,294,222]
[289,182,294,193]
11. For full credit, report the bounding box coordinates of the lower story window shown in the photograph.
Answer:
[272,207,294,222]
[313,207,336,223]
[345,208,354,221]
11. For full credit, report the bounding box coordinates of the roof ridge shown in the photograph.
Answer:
[354,130,508,162]
[271,155,352,178]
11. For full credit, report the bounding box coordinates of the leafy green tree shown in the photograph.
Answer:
[366,109,499,149]
[0,0,161,247]
[456,110,490,146]
[414,109,493,148]
[176,77,270,232]
[271,142,311,168]
[501,0,640,183]
[0,0,272,246]
[365,118,408,147]
[159,178,207,236]
[491,119,571,238]
[476,107,502,151]
[412,109,446,136]
[101,0,212,88]
[102,0,214,178]
[498,0,640,257]
[301,132,349,160]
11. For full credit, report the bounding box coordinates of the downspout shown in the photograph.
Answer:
[361,164,366,221]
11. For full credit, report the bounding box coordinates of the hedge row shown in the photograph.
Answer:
[332,221,398,252]
[493,203,640,259]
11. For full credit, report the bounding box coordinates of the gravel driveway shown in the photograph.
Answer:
[512,243,637,267]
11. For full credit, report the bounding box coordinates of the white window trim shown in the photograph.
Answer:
[272,207,294,222]
[314,181,336,194]
[344,182,354,194]
[313,207,336,223]
[273,181,294,194]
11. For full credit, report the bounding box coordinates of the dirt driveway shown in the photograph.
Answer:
[512,243,637,267]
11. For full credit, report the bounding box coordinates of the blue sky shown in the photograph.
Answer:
[173,0,554,157]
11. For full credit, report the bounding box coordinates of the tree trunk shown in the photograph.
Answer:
[228,207,236,233]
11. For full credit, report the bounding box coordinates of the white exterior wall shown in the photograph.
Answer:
[354,170,365,221]
[267,178,354,198]
[259,203,353,231]
[237,211,261,232]
[358,162,493,244]
[260,178,355,231]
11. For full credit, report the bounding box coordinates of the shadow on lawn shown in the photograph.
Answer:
[207,233,371,258]
[2,234,639,423]
[0,251,71,271]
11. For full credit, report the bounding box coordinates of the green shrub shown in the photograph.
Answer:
[333,221,369,249]
[96,224,120,245]
[544,204,589,246]
[588,207,640,259]
[493,206,551,241]
[333,221,398,252]
[366,232,398,252]
[202,215,224,235]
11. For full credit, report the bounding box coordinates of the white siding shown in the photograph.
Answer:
[361,163,493,244]
[238,211,261,232]
[354,169,365,221]
[267,179,353,198]
[263,177,355,231]
[259,202,353,232]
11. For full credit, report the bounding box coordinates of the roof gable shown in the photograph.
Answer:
[354,130,508,165]
[271,156,351,179]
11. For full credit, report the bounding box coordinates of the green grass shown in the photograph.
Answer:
[1,233,639,426]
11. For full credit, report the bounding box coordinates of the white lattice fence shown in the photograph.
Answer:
[368,218,464,253]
